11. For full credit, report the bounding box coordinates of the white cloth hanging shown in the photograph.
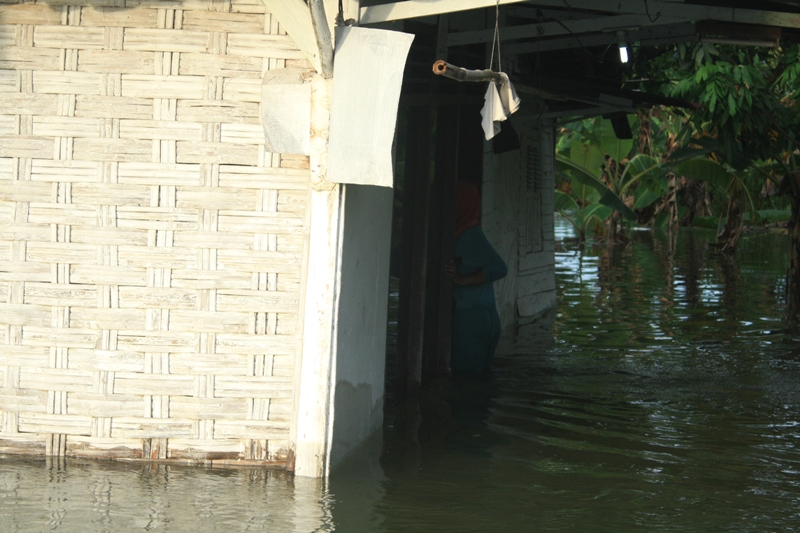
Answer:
[497,72,521,115]
[480,73,522,140]
[480,82,504,140]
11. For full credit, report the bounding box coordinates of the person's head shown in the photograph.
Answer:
[456,181,480,238]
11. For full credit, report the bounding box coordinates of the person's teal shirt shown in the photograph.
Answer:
[452,226,507,374]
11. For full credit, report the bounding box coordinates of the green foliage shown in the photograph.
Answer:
[636,42,800,165]
[671,158,734,189]
[554,41,800,242]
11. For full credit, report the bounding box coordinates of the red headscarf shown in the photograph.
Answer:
[455,181,480,238]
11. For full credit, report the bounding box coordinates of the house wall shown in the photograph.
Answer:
[330,184,392,470]
[482,117,557,351]
[516,119,557,319]
[0,0,311,464]
[482,140,521,334]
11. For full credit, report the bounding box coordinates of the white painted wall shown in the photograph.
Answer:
[517,120,557,318]
[481,118,558,353]
[329,184,393,470]
[482,145,521,333]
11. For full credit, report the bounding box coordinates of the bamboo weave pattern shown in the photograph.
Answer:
[0,0,310,464]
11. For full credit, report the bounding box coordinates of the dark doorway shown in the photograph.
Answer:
[385,20,487,407]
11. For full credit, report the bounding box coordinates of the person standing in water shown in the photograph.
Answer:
[444,181,508,375]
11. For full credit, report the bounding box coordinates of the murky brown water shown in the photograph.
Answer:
[3,220,800,532]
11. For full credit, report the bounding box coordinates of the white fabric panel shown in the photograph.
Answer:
[327,26,414,187]
[261,68,312,155]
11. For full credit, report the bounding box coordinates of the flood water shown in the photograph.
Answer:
[3,220,800,532]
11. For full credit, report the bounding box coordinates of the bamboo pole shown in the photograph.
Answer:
[309,0,334,78]
[432,60,503,83]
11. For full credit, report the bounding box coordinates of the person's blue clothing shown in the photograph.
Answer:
[451,226,508,375]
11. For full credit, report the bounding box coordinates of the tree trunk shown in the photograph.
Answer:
[787,190,800,319]
[716,196,742,254]
[637,108,652,156]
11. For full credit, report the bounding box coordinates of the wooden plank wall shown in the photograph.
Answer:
[0,0,312,465]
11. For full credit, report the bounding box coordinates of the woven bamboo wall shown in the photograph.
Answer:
[0,0,312,465]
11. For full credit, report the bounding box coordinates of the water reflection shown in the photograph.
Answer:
[0,458,333,532]
[3,221,800,531]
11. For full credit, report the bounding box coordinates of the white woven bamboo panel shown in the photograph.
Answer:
[177,100,260,124]
[78,50,155,74]
[33,71,104,94]
[0,47,62,71]
[220,123,265,145]
[0,94,59,115]
[0,114,14,135]
[182,11,265,33]
[0,4,63,25]
[0,27,15,48]
[0,0,309,465]
[74,95,153,119]
[31,160,100,182]
[120,74,206,99]
[221,78,262,102]
[34,26,106,49]
[32,116,101,138]
[179,53,262,79]
[72,138,152,161]
[80,6,157,27]
[227,34,305,59]
[123,28,209,53]
[231,0,267,14]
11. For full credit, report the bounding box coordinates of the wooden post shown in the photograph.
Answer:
[434,105,460,375]
[396,105,432,400]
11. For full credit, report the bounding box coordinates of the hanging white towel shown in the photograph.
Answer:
[480,73,522,140]
[480,82,505,140]
[498,72,521,116]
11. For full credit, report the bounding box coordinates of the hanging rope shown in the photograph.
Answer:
[335,0,355,26]
[488,0,502,73]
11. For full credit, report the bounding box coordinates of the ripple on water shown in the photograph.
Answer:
[3,225,800,532]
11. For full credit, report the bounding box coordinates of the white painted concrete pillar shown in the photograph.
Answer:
[291,74,342,478]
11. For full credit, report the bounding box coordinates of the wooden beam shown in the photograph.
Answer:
[262,0,323,73]
[362,0,800,31]
[360,0,529,25]
[503,22,696,54]
[448,13,687,47]
[536,0,800,29]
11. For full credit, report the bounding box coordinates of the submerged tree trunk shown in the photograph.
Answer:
[679,178,712,226]
[788,190,800,319]
[779,172,800,319]
[716,196,743,254]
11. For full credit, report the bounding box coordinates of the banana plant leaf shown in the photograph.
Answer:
[758,209,791,222]
[556,154,637,221]
[622,154,665,194]
[554,189,579,212]
[634,187,664,210]
[599,118,634,164]
[691,215,720,229]
[569,141,604,179]
[585,203,613,222]
[672,157,734,189]
[668,136,720,164]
